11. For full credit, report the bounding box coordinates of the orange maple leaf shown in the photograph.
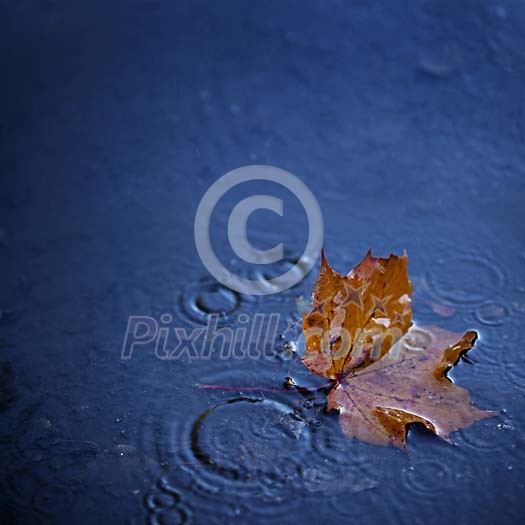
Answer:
[301,250,496,449]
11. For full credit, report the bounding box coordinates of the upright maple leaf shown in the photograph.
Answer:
[301,250,495,449]
[303,250,412,379]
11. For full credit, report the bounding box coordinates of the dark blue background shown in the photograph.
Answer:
[1,1,524,524]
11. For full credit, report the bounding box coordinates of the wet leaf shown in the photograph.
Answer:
[302,250,412,379]
[301,250,495,449]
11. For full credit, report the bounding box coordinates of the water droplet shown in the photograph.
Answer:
[179,279,241,325]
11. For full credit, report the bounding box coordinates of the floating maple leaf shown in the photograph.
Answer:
[301,250,495,449]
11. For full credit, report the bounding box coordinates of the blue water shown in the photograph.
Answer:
[1,1,524,523]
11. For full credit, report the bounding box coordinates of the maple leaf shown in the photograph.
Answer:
[301,250,495,449]
[302,249,413,379]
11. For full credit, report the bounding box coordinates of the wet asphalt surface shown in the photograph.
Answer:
[1,1,524,524]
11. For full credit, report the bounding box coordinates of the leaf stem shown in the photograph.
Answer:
[195,381,335,395]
